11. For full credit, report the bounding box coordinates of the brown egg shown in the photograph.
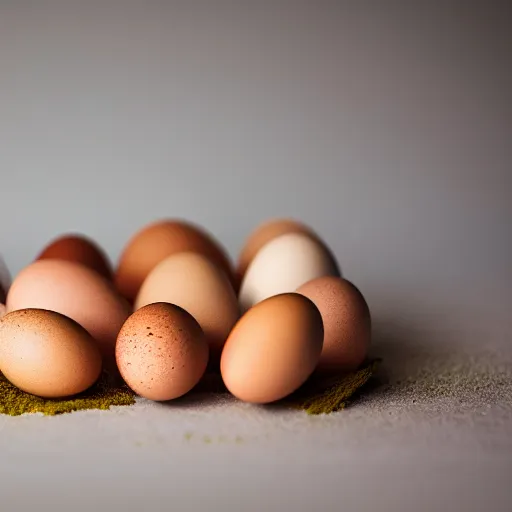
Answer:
[220,293,323,404]
[116,302,209,401]
[0,254,10,303]
[6,260,131,360]
[0,309,102,398]
[115,219,235,302]
[36,233,113,280]
[135,252,239,356]
[296,276,371,372]
[236,218,340,287]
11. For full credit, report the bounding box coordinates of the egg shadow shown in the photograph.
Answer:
[266,316,459,412]
[348,316,465,405]
[156,316,458,411]
[157,372,231,410]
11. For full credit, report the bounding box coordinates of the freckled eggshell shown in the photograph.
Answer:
[135,252,239,355]
[220,293,324,403]
[0,309,102,398]
[238,232,340,312]
[6,260,131,359]
[296,276,371,372]
[236,218,340,286]
[36,234,113,280]
[115,219,235,302]
[116,302,209,401]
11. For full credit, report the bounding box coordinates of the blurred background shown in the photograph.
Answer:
[0,1,510,349]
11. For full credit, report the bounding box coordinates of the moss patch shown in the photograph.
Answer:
[0,371,136,416]
[287,359,380,414]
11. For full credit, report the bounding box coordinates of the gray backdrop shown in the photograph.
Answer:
[0,2,511,511]
[1,2,510,343]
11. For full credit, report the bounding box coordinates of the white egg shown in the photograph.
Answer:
[238,232,340,312]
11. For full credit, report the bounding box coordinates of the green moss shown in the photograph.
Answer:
[286,359,379,414]
[0,360,379,417]
[193,359,380,415]
[0,371,136,416]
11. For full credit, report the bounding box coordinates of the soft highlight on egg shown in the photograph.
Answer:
[115,219,235,302]
[0,309,102,398]
[238,232,340,312]
[135,252,239,355]
[236,218,339,285]
[220,293,324,404]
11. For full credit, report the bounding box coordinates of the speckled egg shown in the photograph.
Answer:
[116,302,209,401]
[0,309,102,398]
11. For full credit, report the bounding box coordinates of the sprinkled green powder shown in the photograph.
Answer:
[0,371,136,416]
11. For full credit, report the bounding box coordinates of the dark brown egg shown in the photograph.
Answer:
[36,234,113,280]
[0,254,10,303]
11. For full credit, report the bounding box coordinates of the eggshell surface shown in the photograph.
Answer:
[115,219,235,302]
[0,309,102,398]
[116,302,209,401]
[135,252,239,355]
[236,218,338,285]
[36,234,113,280]
[220,293,323,403]
[239,233,340,312]
[6,260,131,359]
[297,276,371,372]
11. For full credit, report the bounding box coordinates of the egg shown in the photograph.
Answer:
[36,233,113,280]
[220,293,323,403]
[115,219,235,302]
[238,232,340,312]
[0,254,11,303]
[296,276,371,372]
[0,309,102,398]
[116,302,209,401]
[0,303,5,319]
[6,260,131,360]
[236,218,339,285]
[135,252,239,355]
